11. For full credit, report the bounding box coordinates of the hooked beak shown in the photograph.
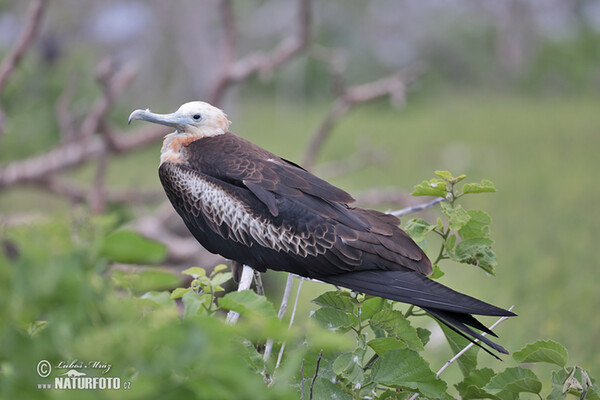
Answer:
[128,109,188,132]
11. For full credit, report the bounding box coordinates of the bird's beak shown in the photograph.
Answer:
[128,109,188,132]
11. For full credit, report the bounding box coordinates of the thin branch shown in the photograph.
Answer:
[274,277,305,371]
[388,197,445,217]
[302,62,426,169]
[0,0,48,137]
[263,273,295,363]
[253,270,265,296]
[0,0,48,93]
[225,265,254,324]
[0,125,167,188]
[209,0,312,105]
[300,359,305,400]
[408,306,515,400]
[309,349,324,400]
[89,153,108,214]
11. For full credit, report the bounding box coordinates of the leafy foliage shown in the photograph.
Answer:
[0,171,596,399]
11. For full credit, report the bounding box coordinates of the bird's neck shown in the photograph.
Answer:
[160,130,225,164]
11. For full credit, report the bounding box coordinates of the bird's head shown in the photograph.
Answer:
[128,101,231,137]
[129,101,231,164]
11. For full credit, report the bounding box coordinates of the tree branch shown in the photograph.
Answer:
[388,197,445,217]
[0,0,48,137]
[302,62,426,169]
[225,265,254,324]
[209,0,312,105]
[0,0,48,93]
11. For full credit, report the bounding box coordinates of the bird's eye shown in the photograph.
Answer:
[192,114,202,121]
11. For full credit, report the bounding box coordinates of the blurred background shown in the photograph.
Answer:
[1,0,599,389]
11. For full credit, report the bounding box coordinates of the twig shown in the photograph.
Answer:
[274,277,305,371]
[209,0,312,105]
[0,0,48,137]
[253,270,265,296]
[263,273,295,363]
[0,125,166,188]
[302,63,426,169]
[89,153,108,214]
[0,0,48,94]
[388,197,445,217]
[225,265,254,324]
[408,306,515,400]
[300,359,305,400]
[309,349,324,400]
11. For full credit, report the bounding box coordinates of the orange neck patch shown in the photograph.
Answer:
[160,133,200,164]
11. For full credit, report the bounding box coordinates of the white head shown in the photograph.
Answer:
[128,101,231,164]
[128,101,231,137]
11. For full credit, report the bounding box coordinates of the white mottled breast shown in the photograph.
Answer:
[173,167,328,257]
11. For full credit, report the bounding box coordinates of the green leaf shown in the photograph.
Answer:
[513,339,568,367]
[239,338,265,374]
[210,264,228,276]
[429,265,445,279]
[170,287,190,299]
[434,170,454,181]
[370,310,424,351]
[218,290,277,319]
[444,233,457,253]
[416,327,431,346]
[459,210,492,239]
[181,267,206,278]
[439,323,479,376]
[404,218,436,242]
[456,368,500,399]
[462,179,497,194]
[361,296,385,320]
[182,290,209,317]
[368,337,407,355]
[485,367,542,395]
[112,269,181,294]
[311,377,352,400]
[332,352,364,383]
[100,230,167,264]
[210,271,233,290]
[312,291,355,313]
[412,178,447,197]
[312,308,357,331]
[140,290,175,308]
[371,349,447,398]
[453,237,497,274]
[440,202,471,231]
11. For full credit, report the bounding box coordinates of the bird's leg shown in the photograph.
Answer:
[231,260,243,283]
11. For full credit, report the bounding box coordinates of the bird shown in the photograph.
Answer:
[128,101,515,356]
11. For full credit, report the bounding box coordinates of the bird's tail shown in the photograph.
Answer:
[320,270,515,356]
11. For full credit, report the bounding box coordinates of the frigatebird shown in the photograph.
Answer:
[129,101,515,355]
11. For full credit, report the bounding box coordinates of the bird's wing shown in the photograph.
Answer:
[185,133,355,217]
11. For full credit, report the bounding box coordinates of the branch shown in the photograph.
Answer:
[274,278,305,372]
[0,125,167,188]
[209,0,311,105]
[302,62,426,169]
[0,0,48,93]
[0,0,48,136]
[408,306,515,400]
[309,349,324,400]
[225,265,254,324]
[388,197,445,217]
[263,273,295,364]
